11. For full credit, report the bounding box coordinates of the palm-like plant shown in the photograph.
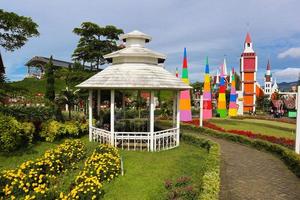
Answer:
[55,87,80,120]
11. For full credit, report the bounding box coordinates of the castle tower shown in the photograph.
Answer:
[264,60,272,95]
[228,68,238,116]
[240,32,257,113]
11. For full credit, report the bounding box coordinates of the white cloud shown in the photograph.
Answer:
[278,47,300,59]
[273,67,300,81]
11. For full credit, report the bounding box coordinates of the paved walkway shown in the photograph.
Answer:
[190,132,300,200]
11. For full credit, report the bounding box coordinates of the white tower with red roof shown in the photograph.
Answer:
[264,60,272,95]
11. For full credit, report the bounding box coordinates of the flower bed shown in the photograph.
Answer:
[184,119,295,149]
[0,140,86,199]
[60,144,121,200]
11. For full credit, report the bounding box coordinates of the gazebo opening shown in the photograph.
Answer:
[77,30,191,152]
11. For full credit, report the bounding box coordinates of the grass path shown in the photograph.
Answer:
[102,143,209,200]
[209,118,296,139]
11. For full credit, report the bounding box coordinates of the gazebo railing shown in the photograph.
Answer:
[115,132,151,151]
[154,128,178,151]
[90,127,179,152]
[91,127,111,144]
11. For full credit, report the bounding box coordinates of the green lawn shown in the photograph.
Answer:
[102,143,209,200]
[209,118,296,139]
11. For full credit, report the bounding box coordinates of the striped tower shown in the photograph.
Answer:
[228,68,237,116]
[203,56,212,119]
[217,67,227,118]
[179,48,192,122]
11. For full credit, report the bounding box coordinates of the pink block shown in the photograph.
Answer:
[203,92,211,100]
[180,90,191,99]
[203,109,212,119]
[229,102,237,109]
[180,110,192,122]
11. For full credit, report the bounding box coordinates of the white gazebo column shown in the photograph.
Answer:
[88,90,93,142]
[176,90,180,146]
[110,89,115,146]
[97,89,101,117]
[150,90,155,152]
[199,95,203,127]
[296,86,300,154]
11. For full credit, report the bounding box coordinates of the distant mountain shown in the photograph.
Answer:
[278,81,298,91]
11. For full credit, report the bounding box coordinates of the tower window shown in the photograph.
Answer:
[247,43,250,47]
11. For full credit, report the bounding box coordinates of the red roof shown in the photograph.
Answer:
[245,32,252,43]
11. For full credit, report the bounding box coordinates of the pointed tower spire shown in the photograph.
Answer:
[175,67,179,78]
[267,59,271,70]
[223,57,228,77]
[179,48,192,122]
[203,56,212,119]
[216,69,220,84]
[245,32,252,43]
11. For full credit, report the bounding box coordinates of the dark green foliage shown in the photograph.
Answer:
[0,114,35,152]
[0,105,54,123]
[45,56,55,102]
[55,87,79,120]
[0,9,39,51]
[72,22,123,70]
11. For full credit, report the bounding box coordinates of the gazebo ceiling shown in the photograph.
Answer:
[77,30,191,90]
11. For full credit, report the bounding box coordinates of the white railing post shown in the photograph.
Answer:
[199,95,203,127]
[173,91,176,127]
[88,90,93,142]
[176,90,180,146]
[296,86,300,154]
[150,91,155,151]
[111,90,115,146]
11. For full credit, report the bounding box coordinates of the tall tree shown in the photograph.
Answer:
[72,22,123,70]
[45,56,55,102]
[0,9,39,51]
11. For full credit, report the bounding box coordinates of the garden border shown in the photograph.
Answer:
[181,133,220,200]
[158,120,300,178]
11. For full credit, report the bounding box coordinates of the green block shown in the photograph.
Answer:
[288,111,297,118]
[182,69,189,78]
[217,109,228,118]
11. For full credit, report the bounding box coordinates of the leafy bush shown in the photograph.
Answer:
[0,114,35,152]
[40,120,88,142]
[0,140,86,199]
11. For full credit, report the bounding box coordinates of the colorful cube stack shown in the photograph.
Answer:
[203,56,212,119]
[228,68,237,116]
[217,72,227,118]
[179,48,192,122]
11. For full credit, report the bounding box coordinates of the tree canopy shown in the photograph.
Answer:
[0,9,39,51]
[72,22,123,70]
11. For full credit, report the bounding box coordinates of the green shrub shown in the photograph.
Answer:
[64,121,80,137]
[0,114,35,152]
[40,120,66,142]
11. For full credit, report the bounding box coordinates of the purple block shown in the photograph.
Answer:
[180,110,192,122]
[203,92,212,100]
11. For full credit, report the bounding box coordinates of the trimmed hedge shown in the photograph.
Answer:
[158,120,300,178]
[181,134,220,200]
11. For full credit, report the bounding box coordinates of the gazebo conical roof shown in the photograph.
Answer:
[77,30,191,90]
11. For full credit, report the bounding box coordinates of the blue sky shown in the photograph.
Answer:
[1,0,300,85]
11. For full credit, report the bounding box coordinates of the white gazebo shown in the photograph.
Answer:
[77,30,191,152]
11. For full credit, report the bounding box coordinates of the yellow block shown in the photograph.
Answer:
[228,109,237,116]
[182,78,189,84]
[180,99,191,110]
[218,94,226,101]
[204,75,210,83]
